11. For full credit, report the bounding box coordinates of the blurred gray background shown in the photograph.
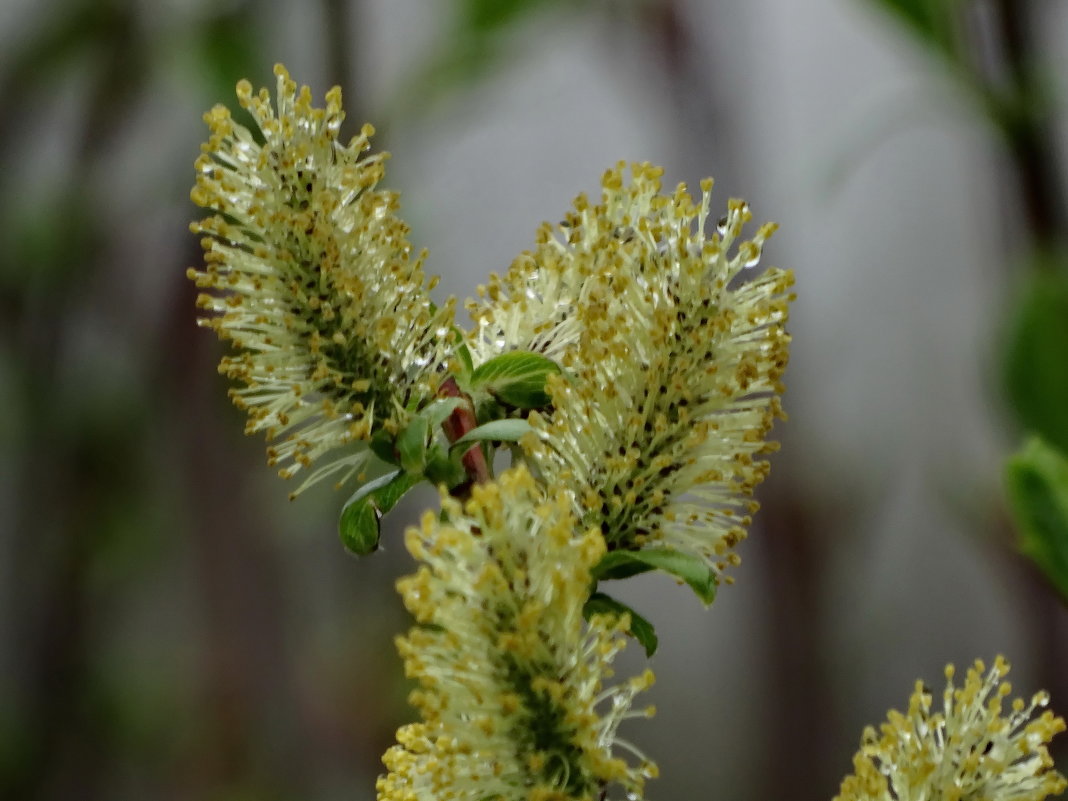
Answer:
[2,1,1067,800]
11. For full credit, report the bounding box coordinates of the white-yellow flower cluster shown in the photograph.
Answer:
[379,467,657,801]
[835,656,1066,801]
[469,163,793,581]
[188,65,455,495]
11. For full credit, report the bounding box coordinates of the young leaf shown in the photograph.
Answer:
[369,430,399,466]
[583,592,658,657]
[419,397,465,431]
[474,397,506,426]
[397,415,431,473]
[450,418,533,449]
[470,350,561,408]
[592,548,718,605]
[1005,436,1068,603]
[423,446,471,490]
[339,501,379,556]
[452,329,475,384]
[338,470,422,556]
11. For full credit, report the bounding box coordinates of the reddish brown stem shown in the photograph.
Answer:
[439,377,491,489]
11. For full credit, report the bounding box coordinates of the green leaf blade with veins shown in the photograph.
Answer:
[450,418,533,449]
[583,592,659,657]
[469,350,562,409]
[397,415,431,474]
[338,470,422,556]
[419,397,466,430]
[592,548,717,606]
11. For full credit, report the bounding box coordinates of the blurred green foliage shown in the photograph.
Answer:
[1006,437,1068,604]
[1002,267,1068,606]
[864,0,1068,606]
[1003,269,1068,457]
[866,0,962,62]
[397,0,579,114]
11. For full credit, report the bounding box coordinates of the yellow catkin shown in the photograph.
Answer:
[467,162,793,588]
[188,65,455,495]
[379,466,657,801]
[834,657,1066,801]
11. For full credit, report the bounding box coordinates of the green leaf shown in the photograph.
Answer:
[419,397,465,431]
[452,330,475,384]
[424,446,470,489]
[1003,270,1068,455]
[470,351,562,409]
[338,470,422,556]
[450,419,533,449]
[1005,436,1068,603]
[339,500,379,556]
[583,592,658,657]
[592,548,718,605]
[474,397,506,426]
[369,471,422,515]
[369,430,398,466]
[397,415,431,473]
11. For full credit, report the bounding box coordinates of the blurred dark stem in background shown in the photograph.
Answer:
[983,0,1067,254]
[636,2,842,798]
[970,0,1068,740]
[3,3,147,799]
[325,0,359,123]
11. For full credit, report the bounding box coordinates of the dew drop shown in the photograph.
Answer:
[744,247,762,268]
[716,215,729,235]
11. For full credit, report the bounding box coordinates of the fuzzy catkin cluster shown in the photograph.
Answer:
[471,164,793,579]
[190,68,1065,801]
[189,64,455,495]
[379,468,656,801]
[836,657,1066,801]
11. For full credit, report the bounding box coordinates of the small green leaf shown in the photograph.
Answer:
[452,330,475,384]
[1003,269,1068,456]
[474,397,506,426]
[338,470,422,556]
[370,471,422,515]
[583,592,658,657]
[339,501,379,556]
[592,548,718,605]
[1006,436,1068,603]
[397,415,431,473]
[424,446,470,489]
[450,418,533,449]
[590,553,656,581]
[369,430,398,466]
[470,350,562,409]
[419,397,465,431]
